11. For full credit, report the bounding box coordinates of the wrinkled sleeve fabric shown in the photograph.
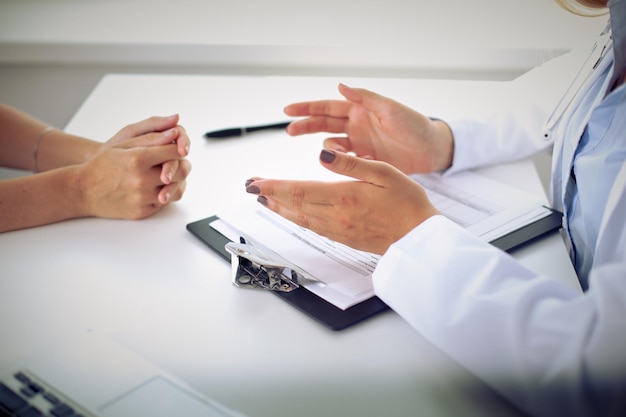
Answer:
[373,212,626,417]
[372,27,626,416]
[442,45,589,174]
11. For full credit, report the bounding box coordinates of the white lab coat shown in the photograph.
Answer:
[372,28,626,417]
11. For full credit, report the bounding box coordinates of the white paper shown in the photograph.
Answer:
[213,170,551,310]
[412,171,551,242]
[212,210,378,310]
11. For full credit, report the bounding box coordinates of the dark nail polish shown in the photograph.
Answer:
[257,196,268,206]
[246,185,260,194]
[320,149,336,163]
[245,179,254,187]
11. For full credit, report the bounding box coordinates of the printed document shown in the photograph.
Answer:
[212,170,551,310]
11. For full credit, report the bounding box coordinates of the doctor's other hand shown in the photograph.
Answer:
[80,117,191,220]
[245,149,439,255]
[284,84,454,174]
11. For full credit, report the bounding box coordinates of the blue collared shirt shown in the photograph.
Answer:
[563,0,626,289]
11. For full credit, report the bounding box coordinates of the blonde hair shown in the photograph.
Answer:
[554,0,609,16]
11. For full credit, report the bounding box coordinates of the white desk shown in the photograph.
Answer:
[0,74,579,417]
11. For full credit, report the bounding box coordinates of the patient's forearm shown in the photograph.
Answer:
[0,166,87,232]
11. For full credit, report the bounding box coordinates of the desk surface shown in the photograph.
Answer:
[0,74,579,417]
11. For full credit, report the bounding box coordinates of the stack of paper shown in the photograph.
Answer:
[412,171,552,243]
[212,170,552,310]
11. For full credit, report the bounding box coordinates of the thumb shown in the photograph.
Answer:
[338,84,392,113]
[319,149,395,186]
[338,83,366,104]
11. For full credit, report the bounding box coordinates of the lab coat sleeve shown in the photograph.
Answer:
[442,45,590,174]
[372,215,626,417]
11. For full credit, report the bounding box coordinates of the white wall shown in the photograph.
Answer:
[0,0,607,127]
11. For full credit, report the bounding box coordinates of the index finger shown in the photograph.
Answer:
[287,117,349,136]
[247,179,338,209]
[284,100,352,118]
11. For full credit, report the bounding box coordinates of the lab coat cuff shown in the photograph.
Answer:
[442,118,485,176]
[373,214,461,297]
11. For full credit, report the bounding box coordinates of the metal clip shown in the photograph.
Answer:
[225,238,310,292]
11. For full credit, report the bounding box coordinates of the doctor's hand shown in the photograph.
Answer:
[245,149,439,255]
[284,84,454,174]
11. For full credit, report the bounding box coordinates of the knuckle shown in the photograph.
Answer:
[342,155,359,174]
[177,181,187,198]
[167,160,179,171]
[256,181,273,197]
[371,162,395,184]
[336,183,359,207]
[339,192,357,208]
[134,206,156,219]
[336,213,355,231]
[121,122,135,134]
[168,183,186,202]
[147,115,162,125]
[295,214,310,229]
[130,192,148,208]
[183,160,192,175]
[134,176,152,191]
[126,152,144,170]
[291,185,306,210]
[177,160,191,179]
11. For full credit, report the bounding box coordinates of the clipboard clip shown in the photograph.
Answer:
[224,238,309,292]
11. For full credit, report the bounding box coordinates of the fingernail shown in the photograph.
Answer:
[320,149,336,163]
[246,185,260,194]
[257,196,268,206]
[161,192,171,204]
[245,179,254,187]
[164,127,176,138]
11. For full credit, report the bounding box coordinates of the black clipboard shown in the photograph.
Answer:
[186,209,562,331]
[186,215,389,331]
[490,208,563,252]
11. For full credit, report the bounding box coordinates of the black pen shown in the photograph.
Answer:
[204,121,291,138]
